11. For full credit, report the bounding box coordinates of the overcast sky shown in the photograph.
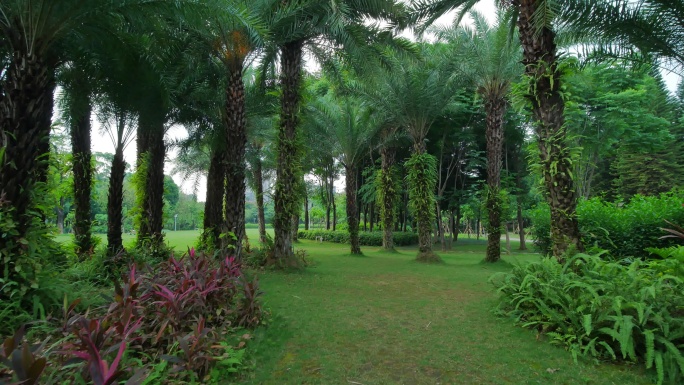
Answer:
[85,0,681,202]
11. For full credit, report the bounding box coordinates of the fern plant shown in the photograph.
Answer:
[491,252,684,385]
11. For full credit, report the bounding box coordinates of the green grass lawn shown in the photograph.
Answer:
[56,231,651,384]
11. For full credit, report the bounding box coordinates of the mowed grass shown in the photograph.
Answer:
[56,231,651,384]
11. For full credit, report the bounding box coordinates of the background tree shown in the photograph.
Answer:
[305,91,379,254]
[435,11,523,261]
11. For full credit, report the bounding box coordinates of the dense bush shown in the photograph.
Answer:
[491,253,684,384]
[0,249,265,384]
[297,230,418,246]
[528,191,684,258]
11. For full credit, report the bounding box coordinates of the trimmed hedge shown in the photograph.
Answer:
[297,230,418,246]
[528,191,684,258]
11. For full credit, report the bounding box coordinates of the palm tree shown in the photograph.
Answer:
[434,11,523,262]
[264,0,412,267]
[211,3,268,257]
[415,0,587,260]
[59,67,95,260]
[305,92,380,254]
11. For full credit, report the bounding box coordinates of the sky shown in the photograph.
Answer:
[86,0,681,202]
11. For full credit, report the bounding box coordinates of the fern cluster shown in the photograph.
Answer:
[491,252,684,384]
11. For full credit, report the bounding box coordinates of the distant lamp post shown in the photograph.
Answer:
[174,214,178,231]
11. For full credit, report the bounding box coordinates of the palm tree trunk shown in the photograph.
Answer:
[515,0,583,261]
[136,110,165,250]
[0,50,55,294]
[345,165,362,254]
[70,97,94,260]
[292,214,299,241]
[332,188,337,231]
[0,50,55,248]
[273,40,304,267]
[223,68,247,258]
[253,156,267,243]
[408,142,442,263]
[107,145,126,258]
[484,95,506,262]
[202,147,225,249]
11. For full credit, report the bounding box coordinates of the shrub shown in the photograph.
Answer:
[491,253,684,384]
[0,249,266,384]
[297,230,418,246]
[528,191,684,258]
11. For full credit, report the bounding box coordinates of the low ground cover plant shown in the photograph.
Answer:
[0,249,265,384]
[491,252,684,384]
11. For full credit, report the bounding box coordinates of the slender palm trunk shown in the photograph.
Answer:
[345,165,362,254]
[484,95,506,262]
[515,0,583,261]
[408,142,442,263]
[273,40,304,267]
[304,193,309,231]
[223,68,247,258]
[71,97,94,259]
[332,187,337,231]
[253,156,267,243]
[107,144,126,258]
[136,110,165,250]
[202,147,225,249]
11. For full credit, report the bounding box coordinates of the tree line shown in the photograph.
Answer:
[1,0,683,300]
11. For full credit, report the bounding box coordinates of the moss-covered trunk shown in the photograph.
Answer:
[345,164,361,254]
[0,48,55,290]
[484,95,506,262]
[407,142,442,263]
[136,109,165,251]
[70,93,93,260]
[515,0,583,261]
[272,40,304,268]
[107,144,126,258]
[378,145,396,250]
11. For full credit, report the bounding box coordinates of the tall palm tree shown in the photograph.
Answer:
[59,67,95,260]
[211,3,267,257]
[434,11,523,262]
[305,93,380,254]
[264,0,412,267]
[415,0,587,260]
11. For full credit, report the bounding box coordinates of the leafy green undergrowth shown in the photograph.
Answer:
[491,252,684,385]
[0,249,266,384]
[237,239,652,384]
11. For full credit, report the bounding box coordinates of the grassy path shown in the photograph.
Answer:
[242,239,650,385]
